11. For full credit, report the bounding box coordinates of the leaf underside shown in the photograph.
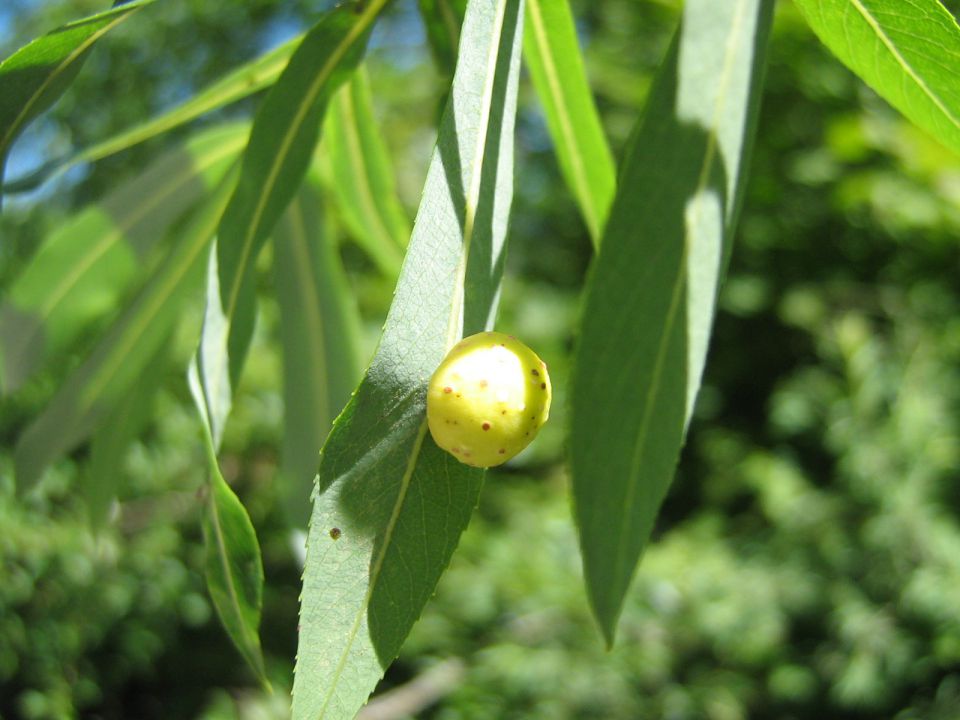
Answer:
[569,0,775,646]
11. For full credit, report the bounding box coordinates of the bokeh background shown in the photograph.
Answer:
[2,0,960,718]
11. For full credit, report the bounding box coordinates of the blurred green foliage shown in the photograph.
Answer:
[2,0,960,718]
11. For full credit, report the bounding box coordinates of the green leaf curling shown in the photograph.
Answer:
[569,0,775,646]
[794,0,960,158]
[523,0,616,244]
[190,397,269,687]
[291,0,525,717]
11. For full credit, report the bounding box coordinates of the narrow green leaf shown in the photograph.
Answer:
[201,470,268,685]
[188,242,267,686]
[324,66,409,277]
[0,0,153,197]
[292,0,525,717]
[0,123,247,395]
[417,0,466,72]
[523,0,615,244]
[274,171,363,528]
[3,34,300,194]
[794,0,960,158]
[188,385,268,686]
[216,0,387,393]
[569,0,774,645]
[84,344,168,530]
[13,164,238,492]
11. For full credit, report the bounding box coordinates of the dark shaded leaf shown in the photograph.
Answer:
[569,0,775,645]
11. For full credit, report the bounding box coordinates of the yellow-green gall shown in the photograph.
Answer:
[427,331,551,468]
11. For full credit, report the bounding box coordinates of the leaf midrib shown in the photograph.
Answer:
[847,0,960,134]
[609,0,751,627]
[0,8,140,159]
[312,0,512,712]
[223,0,388,322]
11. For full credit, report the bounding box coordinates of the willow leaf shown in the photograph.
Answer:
[794,0,960,158]
[524,0,615,244]
[274,171,363,528]
[292,0,524,717]
[13,164,238,492]
[0,0,153,199]
[570,0,775,646]
[324,66,409,278]
[84,344,167,531]
[188,375,268,686]
[417,0,466,73]
[215,0,387,397]
[3,34,300,194]
[0,123,247,395]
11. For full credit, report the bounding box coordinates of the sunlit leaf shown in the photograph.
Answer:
[794,0,960,158]
[569,0,775,646]
[524,0,615,244]
[0,0,153,200]
[291,0,525,717]
[324,66,409,277]
[0,123,247,395]
[3,34,300,194]
[274,170,363,528]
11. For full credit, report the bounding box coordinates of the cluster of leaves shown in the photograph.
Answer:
[2,0,960,718]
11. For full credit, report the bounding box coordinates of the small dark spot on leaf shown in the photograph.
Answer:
[499,448,505,454]
[501,410,506,415]
[329,527,342,540]
[531,369,539,376]
[482,422,491,431]
[540,382,546,389]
